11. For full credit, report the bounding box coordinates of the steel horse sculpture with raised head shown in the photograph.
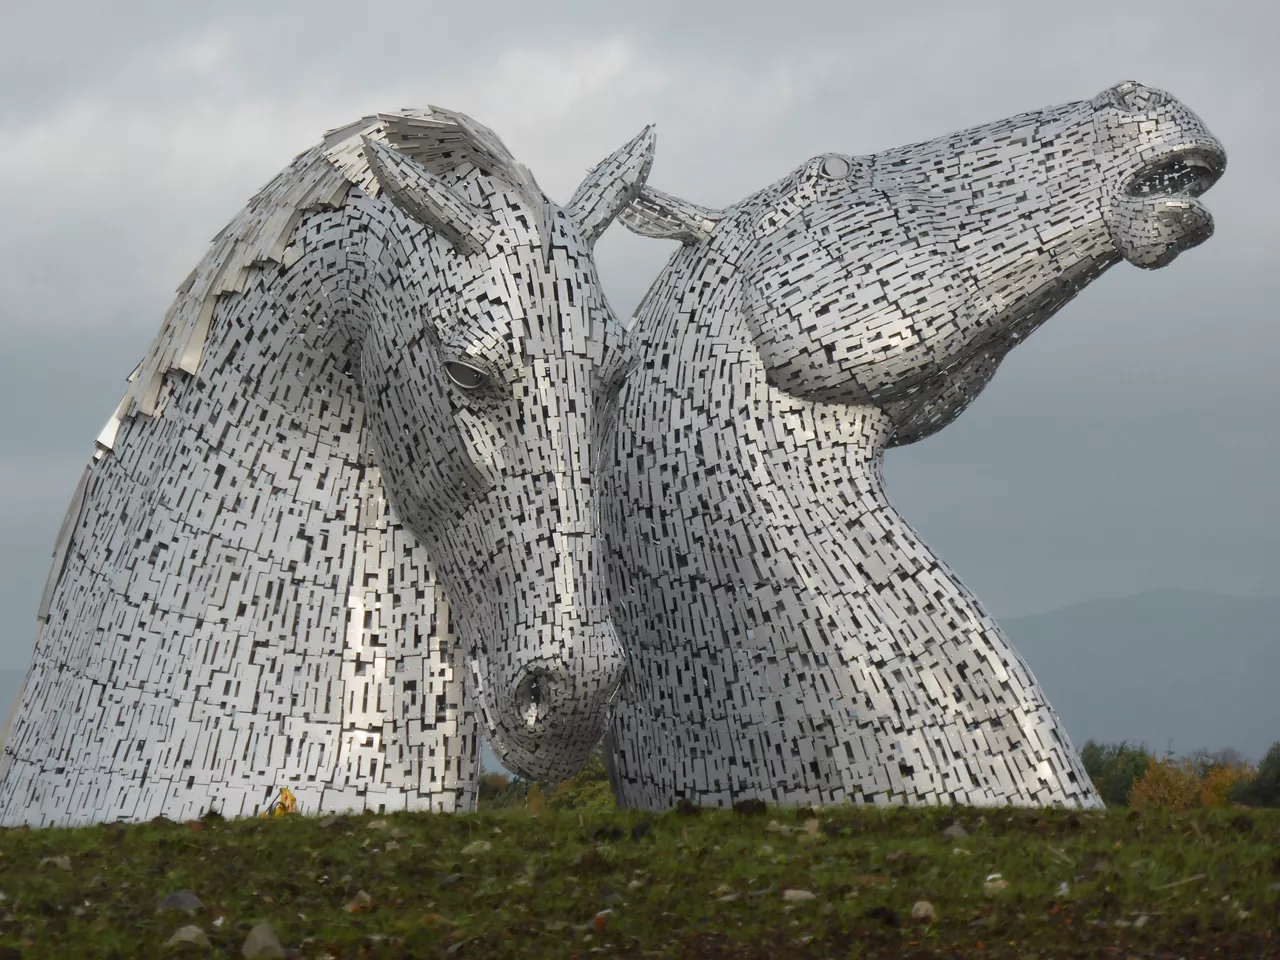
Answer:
[0,106,653,826]
[603,81,1225,809]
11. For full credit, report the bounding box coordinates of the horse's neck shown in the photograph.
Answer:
[607,218,1089,810]
[630,238,999,637]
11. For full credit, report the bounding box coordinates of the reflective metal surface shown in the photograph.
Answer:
[603,82,1224,809]
[0,108,654,826]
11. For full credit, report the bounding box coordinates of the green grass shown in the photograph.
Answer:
[0,804,1276,958]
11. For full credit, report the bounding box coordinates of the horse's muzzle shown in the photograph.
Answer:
[483,623,625,782]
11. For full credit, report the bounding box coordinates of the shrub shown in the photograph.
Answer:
[1231,741,1280,808]
[1079,740,1153,806]
[478,772,511,803]
[526,782,550,814]
[1174,747,1257,807]
[477,775,531,810]
[475,744,617,813]
[1082,741,1263,810]
[1129,757,1203,811]
[548,745,616,813]
[1186,747,1249,777]
[1199,762,1255,808]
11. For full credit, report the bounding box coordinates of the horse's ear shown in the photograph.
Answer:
[361,136,495,256]
[564,125,657,245]
[618,185,723,245]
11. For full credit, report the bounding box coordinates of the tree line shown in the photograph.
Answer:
[478,740,1280,811]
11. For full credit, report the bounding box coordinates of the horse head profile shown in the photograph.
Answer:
[602,82,1224,809]
[0,106,651,825]
[625,80,1224,444]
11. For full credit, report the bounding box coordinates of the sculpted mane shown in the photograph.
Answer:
[38,108,545,633]
[97,107,542,450]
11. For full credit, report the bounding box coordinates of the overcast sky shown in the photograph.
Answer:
[0,0,1276,679]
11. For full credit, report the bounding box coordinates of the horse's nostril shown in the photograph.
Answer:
[1124,151,1223,199]
[514,670,553,729]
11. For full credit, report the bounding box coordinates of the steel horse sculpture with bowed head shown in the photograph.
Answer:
[602,81,1225,810]
[0,107,655,826]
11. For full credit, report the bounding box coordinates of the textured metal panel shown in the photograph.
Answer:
[0,109,654,826]
[603,82,1224,809]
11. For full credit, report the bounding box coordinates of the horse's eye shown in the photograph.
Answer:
[444,361,489,391]
[818,156,853,180]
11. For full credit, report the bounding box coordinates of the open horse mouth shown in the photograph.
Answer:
[1108,141,1226,269]
[1123,145,1224,199]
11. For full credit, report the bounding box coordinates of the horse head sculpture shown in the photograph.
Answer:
[603,82,1224,809]
[352,124,652,781]
[626,80,1225,444]
[0,107,651,825]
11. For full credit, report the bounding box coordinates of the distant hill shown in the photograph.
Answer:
[1003,589,1279,763]
[3,590,1273,772]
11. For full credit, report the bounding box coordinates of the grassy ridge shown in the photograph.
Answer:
[0,803,1276,958]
